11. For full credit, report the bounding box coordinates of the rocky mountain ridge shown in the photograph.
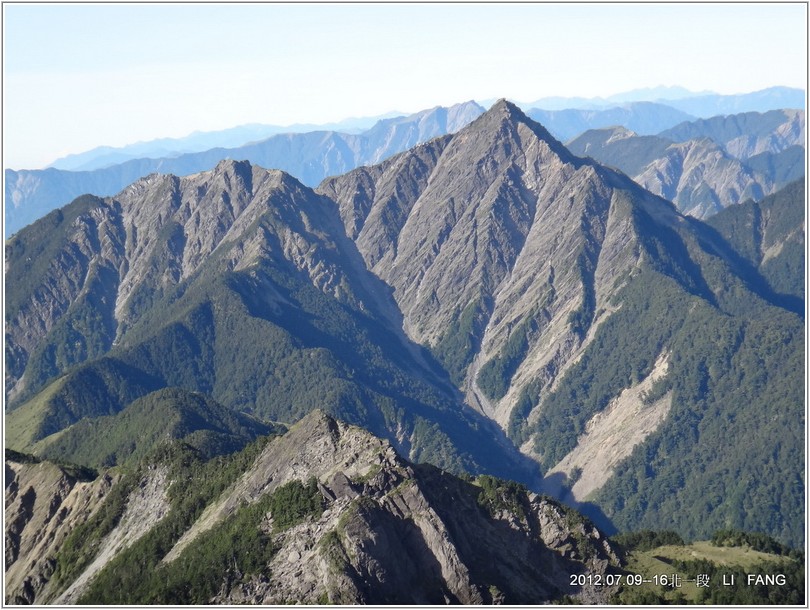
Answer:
[321,100,684,430]
[6,100,804,555]
[5,411,622,605]
[6,152,535,481]
[567,109,805,218]
[5,102,485,238]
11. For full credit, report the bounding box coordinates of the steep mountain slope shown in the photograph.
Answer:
[567,125,800,218]
[5,158,532,480]
[660,109,805,159]
[7,100,803,549]
[5,102,484,238]
[705,179,805,301]
[320,100,804,545]
[745,145,806,192]
[628,137,768,218]
[6,411,621,605]
[5,451,115,605]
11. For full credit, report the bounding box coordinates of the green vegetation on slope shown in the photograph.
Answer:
[6,359,163,448]
[36,387,273,468]
[706,179,805,301]
[52,434,274,602]
[478,314,538,402]
[528,197,804,547]
[432,297,489,387]
[15,242,532,479]
[77,460,325,605]
[612,533,804,605]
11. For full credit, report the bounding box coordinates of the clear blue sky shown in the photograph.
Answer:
[3,2,807,169]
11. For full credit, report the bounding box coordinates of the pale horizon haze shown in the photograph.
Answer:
[3,2,808,169]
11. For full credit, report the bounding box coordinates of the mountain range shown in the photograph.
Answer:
[7,99,804,539]
[526,102,695,142]
[567,108,805,218]
[4,102,484,238]
[523,85,805,115]
[6,88,806,239]
[4,99,805,603]
[45,86,802,171]
[46,112,405,172]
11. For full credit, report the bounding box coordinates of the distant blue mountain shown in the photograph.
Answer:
[527,102,695,142]
[520,86,804,116]
[661,87,805,117]
[5,102,484,237]
[46,113,404,172]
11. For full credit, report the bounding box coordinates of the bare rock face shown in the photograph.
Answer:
[319,100,671,433]
[4,457,115,605]
[633,137,768,218]
[54,466,171,604]
[567,126,789,219]
[6,412,620,605]
[5,161,396,406]
[198,411,621,605]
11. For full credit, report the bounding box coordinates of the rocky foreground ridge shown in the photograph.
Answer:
[5,411,621,605]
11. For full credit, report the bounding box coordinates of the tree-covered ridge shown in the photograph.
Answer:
[41,415,619,605]
[76,474,324,605]
[35,387,274,468]
[51,435,276,601]
[525,194,804,546]
[706,179,805,301]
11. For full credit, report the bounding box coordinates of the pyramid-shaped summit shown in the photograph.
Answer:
[459,98,578,164]
[319,95,678,422]
[320,97,803,548]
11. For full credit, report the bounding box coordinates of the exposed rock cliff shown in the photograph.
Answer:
[567,127,785,218]
[4,454,114,604]
[5,412,621,605]
[320,100,670,432]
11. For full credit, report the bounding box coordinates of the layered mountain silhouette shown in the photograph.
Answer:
[567,110,805,218]
[5,101,485,238]
[46,112,404,172]
[527,101,695,142]
[523,85,805,115]
[7,94,806,240]
[659,109,805,159]
[6,100,804,554]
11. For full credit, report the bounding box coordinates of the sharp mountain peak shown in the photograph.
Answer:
[464,98,579,165]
